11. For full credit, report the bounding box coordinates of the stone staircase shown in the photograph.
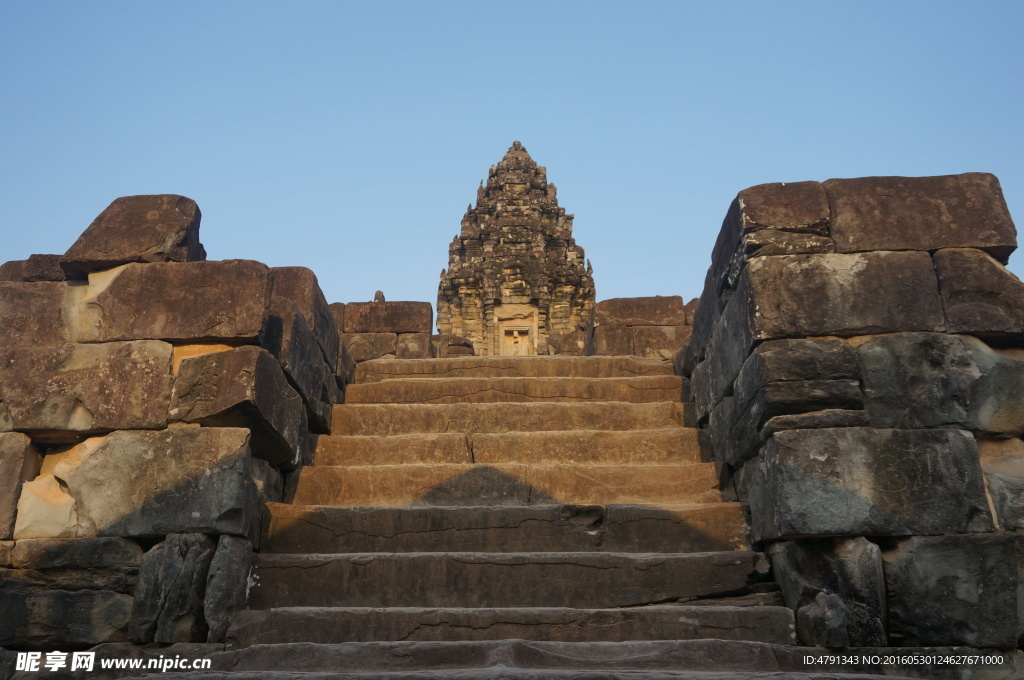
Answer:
[214,356,876,677]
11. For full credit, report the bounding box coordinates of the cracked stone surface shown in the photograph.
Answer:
[345,376,683,404]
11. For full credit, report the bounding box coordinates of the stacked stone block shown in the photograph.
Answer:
[584,295,696,359]
[684,173,1023,650]
[336,300,437,361]
[0,195,344,649]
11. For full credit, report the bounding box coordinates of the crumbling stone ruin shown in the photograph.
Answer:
[1,161,1023,679]
[437,141,596,356]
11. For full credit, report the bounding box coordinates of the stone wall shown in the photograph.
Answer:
[0,195,345,648]
[683,173,1024,649]
[583,296,696,359]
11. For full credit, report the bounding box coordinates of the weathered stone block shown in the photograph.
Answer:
[73,260,271,343]
[264,299,339,433]
[130,533,215,644]
[882,534,1019,648]
[328,302,345,333]
[744,251,945,339]
[336,337,356,387]
[62,194,206,277]
[594,296,684,327]
[747,428,992,542]
[0,341,173,443]
[170,346,306,466]
[397,333,432,359]
[252,458,284,504]
[344,301,433,334]
[733,339,860,410]
[0,281,71,346]
[11,537,142,569]
[0,433,40,540]
[709,181,831,296]
[204,535,252,643]
[0,541,12,567]
[858,333,1024,435]
[15,428,259,540]
[546,331,588,356]
[935,248,1024,339]
[769,537,886,647]
[271,267,339,372]
[432,334,475,357]
[0,254,66,282]
[689,276,755,419]
[824,173,1016,261]
[761,409,869,438]
[344,332,398,362]
[979,438,1024,530]
[0,588,132,647]
[632,325,691,360]
[589,326,633,356]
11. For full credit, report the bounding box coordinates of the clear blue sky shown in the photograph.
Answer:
[2,2,1022,308]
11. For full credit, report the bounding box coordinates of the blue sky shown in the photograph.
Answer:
[2,2,1022,308]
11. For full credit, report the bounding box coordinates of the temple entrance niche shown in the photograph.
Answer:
[495,304,538,356]
[437,141,596,356]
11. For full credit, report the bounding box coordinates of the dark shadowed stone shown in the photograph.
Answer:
[73,260,271,343]
[595,296,684,327]
[824,173,1017,261]
[683,267,725,373]
[979,438,1024,530]
[170,346,306,467]
[0,281,71,345]
[689,276,755,420]
[0,260,27,281]
[343,332,398,362]
[747,428,992,543]
[0,540,12,566]
[882,534,1019,648]
[934,248,1024,340]
[344,301,433,334]
[11,537,141,569]
[336,337,356,387]
[130,533,215,644]
[0,341,173,443]
[858,333,1024,435]
[0,433,41,539]
[744,251,945,340]
[0,588,132,648]
[263,298,339,433]
[761,409,869,437]
[768,537,886,647]
[733,339,860,410]
[0,432,40,540]
[62,195,206,277]
[0,565,138,593]
[397,333,433,359]
[252,458,284,505]
[205,535,253,643]
[741,230,833,258]
[270,267,339,372]
[58,428,258,540]
[328,302,345,333]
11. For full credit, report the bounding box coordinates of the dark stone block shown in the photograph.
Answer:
[396,333,433,359]
[882,534,1019,648]
[129,533,216,644]
[205,535,252,643]
[11,537,141,569]
[343,332,398,362]
[769,537,887,647]
[431,334,475,357]
[0,433,40,539]
[0,588,132,648]
[934,248,1024,340]
[824,173,1016,261]
[270,267,339,372]
[62,194,206,277]
[748,428,992,542]
[170,346,306,467]
[0,281,71,345]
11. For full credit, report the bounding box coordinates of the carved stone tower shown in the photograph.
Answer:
[437,142,596,356]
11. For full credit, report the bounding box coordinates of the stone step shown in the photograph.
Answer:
[291,463,721,507]
[344,376,683,405]
[226,605,796,646]
[355,356,675,382]
[329,402,686,436]
[262,503,748,554]
[51,639,1020,678]
[313,428,700,465]
[249,551,767,609]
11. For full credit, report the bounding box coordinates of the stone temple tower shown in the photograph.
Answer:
[437,142,596,356]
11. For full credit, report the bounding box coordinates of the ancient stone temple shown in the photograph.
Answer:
[436,141,596,356]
